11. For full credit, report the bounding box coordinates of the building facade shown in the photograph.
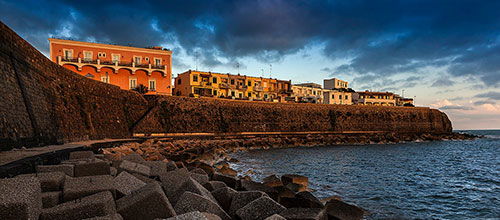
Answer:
[323,90,353,105]
[353,91,396,106]
[291,83,325,103]
[324,78,348,90]
[174,70,292,102]
[49,38,172,95]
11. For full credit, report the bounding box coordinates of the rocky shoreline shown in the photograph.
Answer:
[0,132,476,219]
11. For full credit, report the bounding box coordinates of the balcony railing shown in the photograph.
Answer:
[59,57,165,70]
[219,83,230,88]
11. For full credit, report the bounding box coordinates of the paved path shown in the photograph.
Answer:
[0,138,139,166]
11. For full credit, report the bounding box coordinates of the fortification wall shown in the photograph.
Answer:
[0,22,148,151]
[132,96,452,135]
[0,21,453,151]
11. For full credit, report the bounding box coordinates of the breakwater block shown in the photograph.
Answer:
[82,213,123,220]
[203,181,227,191]
[229,191,268,217]
[240,179,278,200]
[325,199,364,220]
[40,191,116,220]
[37,164,74,177]
[113,171,146,197]
[211,187,237,212]
[119,160,150,177]
[175,177,217,204]
[42,191,61,208]
[74,161,110,177]
[116,182,176,219]
[161,211,210,220]
[160,168,191,203]
[190,172,209,185]
[212,172,238,189]
[69,151,95,160]
[281,174,308,189]
[279,207,326,220]
[122,153,146,164]
[174,191,231,220]
[0,176,42,220]
[63,175,115,202]
[144,161,167,177]
[17,171,65,192]
[265,214,286,220]
[236,196,286,220]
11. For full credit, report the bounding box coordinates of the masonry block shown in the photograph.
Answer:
[17,172,65,192]
[116,182,176,219]
[40,191,116,220]
[37,164,74,177]
[69,151,95,160]
[119,160,150,177]
[74,161,110,177]
[0,176,42,220]
[113,171,146,197]
[63,175,115,202]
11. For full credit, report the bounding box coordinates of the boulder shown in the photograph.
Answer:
[74,161,111,177]
[174,192,230,220]
[42,191,61,208]
[37,164,74,177]
[69,151,95,160]
[17,171,65,192]
[0,176,42,220]
[119,160,150,177]
[235,196,286,220]
[203,181,227,191]
[40,191,115,220]
[116,182,176,219]
[280,208,326,220]
[211,187,237,212]
[324,199,364,220]
[212,172,239,189]
[281,174,308,189]
[113,171,146,197]
[264,214,286,220]
[263,175,283,188]
[229,191,267,217]
[63,175,115,202]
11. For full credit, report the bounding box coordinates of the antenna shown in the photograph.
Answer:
[195,52,199,71]
[261,68,264,77]
[269,64,272,78]
[237,62,240,75]
[402,89,405,97]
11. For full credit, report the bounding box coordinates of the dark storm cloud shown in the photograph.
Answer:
[475,92,500,100]
[1,0,500,83]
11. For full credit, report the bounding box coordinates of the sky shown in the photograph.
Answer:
[1,0,499,130]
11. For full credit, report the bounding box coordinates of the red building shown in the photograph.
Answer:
[49,38,172,95]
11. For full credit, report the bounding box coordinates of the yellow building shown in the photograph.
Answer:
[353,91,396,106]
[173,70,292,102]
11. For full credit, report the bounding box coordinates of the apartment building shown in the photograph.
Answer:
[49,38,172,95]
[353,91,397,106]
[291,83,325,103]
[174,70,292,102]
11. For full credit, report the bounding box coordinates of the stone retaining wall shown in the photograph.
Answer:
[132,96,452,135]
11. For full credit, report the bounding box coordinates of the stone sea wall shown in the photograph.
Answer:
[132,96,452,135]
[0,20,452,152]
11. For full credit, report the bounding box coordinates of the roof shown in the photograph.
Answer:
[49,38,172,54]
[357,91,394,96]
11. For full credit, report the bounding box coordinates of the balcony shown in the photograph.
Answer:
[219,83,231,88]
[57,56,167,76]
